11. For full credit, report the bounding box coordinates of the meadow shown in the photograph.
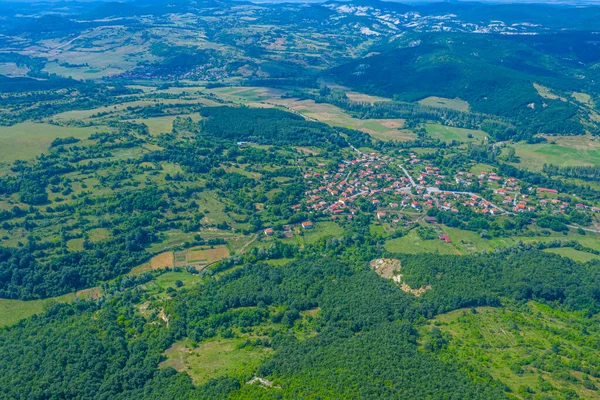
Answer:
[511,135,600,170]
[0,122,105,166]
[0,287,100,328]
[386,224,600,260]
[418,96,470,112]
[425,123,487,144]
[160,337,271,386]
[385,229,460,255]
[423,303,600,399]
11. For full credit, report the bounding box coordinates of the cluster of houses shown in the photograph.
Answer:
[295,152,516,222]
[280,150,600,232]
[116,64,228,81]
[263,221,312,237]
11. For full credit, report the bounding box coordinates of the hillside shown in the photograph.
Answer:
[327,32,599,136]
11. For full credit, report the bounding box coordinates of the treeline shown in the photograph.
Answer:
[198,106,348,148]
[543,164,600,182]
[396,251,600,316]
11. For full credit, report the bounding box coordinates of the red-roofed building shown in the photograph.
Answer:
[439,235,452,243]
[301,221,313,229]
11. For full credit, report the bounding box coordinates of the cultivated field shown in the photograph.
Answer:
[511,134,600,170]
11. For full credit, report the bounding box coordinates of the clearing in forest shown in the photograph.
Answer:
[370,258,431,297]
[160,338,271,386]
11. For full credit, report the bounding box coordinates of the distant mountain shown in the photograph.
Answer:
[327,32,600,135]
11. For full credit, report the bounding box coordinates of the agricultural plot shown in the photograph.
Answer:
[0,62,29,77]
[270,97,411,140]
[511,135,600,170]
[387,225,600,256]
[302,221,344,244]
[543,247,600,263]
[186,245,231,267]
[0,287,100,328]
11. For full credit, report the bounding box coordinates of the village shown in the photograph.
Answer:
[287,150,600,233]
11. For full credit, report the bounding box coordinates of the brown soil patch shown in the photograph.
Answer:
[397,281,431,297]
[150,251,175,270]
[186,246,230,266]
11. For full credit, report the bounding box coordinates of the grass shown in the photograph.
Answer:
[0,288,100,328]
[533,83,565,101]
[0,295,71,327]
[0,122,105,168]
[470,163,496,175]
[139,116,176,136]
[511,135,600,170]
[572,92,594,107]
[426,123,487,144]
[419,96,470,112]
[423,303,600,399]
[153,271,204,290]
[197,191,234,226]
[385,229,459,255]
[302,222,344,244]
[544,247,600,263]
[264,258,295,266]
[0,62,29,77]
[67,238,85,252]
[160,337,271,386]
[387,224,600,256]
[88,228,110,242]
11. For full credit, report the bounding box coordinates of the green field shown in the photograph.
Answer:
[385,229,459,255]
[0,289,100,327]
[423,303,600,399]
[419,96,470,112]
[160,337,271,386]
[302,221,344,244]
[0,296,70,327]
[0,122,105,167]
[544,247,600,262]
[426,123,487,143]
[511,135,600,170]
[386,225,600,256]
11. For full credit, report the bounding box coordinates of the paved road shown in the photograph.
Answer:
[399,164,417,187]
[567,225,600,233]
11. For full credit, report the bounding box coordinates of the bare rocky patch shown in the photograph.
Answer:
[370,258,431,297]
